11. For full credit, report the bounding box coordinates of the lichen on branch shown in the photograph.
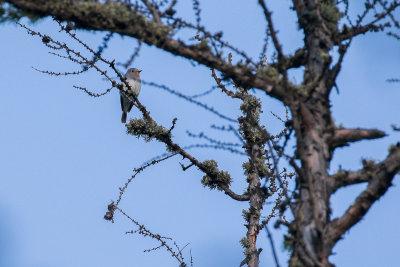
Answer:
[201,160,232,190]
[126,117,172,143]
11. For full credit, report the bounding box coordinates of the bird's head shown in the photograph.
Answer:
[126,68,142,78]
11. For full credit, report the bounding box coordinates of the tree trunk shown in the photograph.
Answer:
[288,93,335,267]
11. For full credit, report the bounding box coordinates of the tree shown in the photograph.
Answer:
[1,1,400,266]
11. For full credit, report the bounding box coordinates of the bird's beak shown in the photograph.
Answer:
[138,70,142,72]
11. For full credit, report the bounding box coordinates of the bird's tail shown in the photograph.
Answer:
[121,111,127,123]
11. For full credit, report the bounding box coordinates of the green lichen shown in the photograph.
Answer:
[283,234,293,252]
[238,94,269,146]
[242,209,250,222]
[242,158,269,178]
[239,96,262,140]
[240,237,250,249]
[126,118,171,142]
[193,39,211,52]
[242,162,251,174]
[240,95,261,115]
[262,66,281,84]
[320,0,344,32]
[255,157,269,178]
[201,160,232,190]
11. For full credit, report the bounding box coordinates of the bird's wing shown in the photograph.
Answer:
[120,94,125,111]
[127,102,134,113]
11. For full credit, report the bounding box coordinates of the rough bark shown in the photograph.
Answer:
[287,1,336,265]
[246,144,264,267]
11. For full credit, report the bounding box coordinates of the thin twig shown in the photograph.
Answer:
[265,225,281,267]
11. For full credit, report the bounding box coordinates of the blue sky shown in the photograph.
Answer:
[0,1,399,267]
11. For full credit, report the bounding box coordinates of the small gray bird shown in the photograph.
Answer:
[120,68,142,123]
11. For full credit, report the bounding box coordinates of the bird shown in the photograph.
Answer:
[120,68,142,123]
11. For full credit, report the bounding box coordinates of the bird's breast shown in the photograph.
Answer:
[123,79,141,96]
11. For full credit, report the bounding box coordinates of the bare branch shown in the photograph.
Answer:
[141,0,161,23]
[189,85,218,99]
[337,2,400,42]
[211,68,241,99]
[115,153,178,207]
[117,207,188,266]
[258,0,284,61]
[330,128,387,149]
[265,225,281,267]
[140,142,246,168]
[84,31,114,70]
[327,144,400,245]
[179,162,194,171]
[143,80,237,123]
[330,160,379,193]
[186,130,242,148]
[210,124,244,144]
[161,0,177,17]
[73,85,114,97]
[117,40,142,69]
[191,0,201,28]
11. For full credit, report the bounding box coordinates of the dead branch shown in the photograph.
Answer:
[330,128,387,149]
[327,144,400,245]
